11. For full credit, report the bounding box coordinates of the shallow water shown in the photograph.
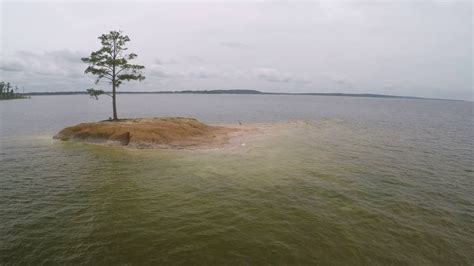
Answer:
[1,95,473,264]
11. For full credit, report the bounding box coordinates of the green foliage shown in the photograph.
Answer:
[87,88,105,100]
[81,30,145,89]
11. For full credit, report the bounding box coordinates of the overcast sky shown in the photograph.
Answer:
[1,1,472,100]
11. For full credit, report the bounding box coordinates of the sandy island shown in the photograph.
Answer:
[53,117,258,149]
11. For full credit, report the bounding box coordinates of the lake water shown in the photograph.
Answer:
[1,94,473,264]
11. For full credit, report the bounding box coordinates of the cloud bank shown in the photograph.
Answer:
[1,1,471,100]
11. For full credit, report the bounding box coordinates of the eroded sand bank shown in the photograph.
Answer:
[53,117,263,149]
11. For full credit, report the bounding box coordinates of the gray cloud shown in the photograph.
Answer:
[322,73,353,87]
[154,58,179,65]
[1,50,85,78]
[148,65,170,78]
[1,1,471,99]
[0,60,24,72]
[148,63,219,80]
[185,67,219,79]
[148,61,310,84]
[252,68,310,84]
[220,42,250,49]
[0,50,93,91]
[184,56,204,64]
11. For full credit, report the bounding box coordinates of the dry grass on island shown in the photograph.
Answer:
[53,117,255,149]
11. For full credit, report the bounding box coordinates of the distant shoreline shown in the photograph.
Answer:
[23,89,463,102]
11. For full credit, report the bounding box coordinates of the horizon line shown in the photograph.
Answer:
[21,89,466,102]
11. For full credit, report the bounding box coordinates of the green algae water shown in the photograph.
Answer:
[1,95,473,264]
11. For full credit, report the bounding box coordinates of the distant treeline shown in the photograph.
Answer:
[0,81,28,100]
[23,89,452,101]
[25,89,262,96]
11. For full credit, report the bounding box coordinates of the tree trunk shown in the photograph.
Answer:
[112,38,118,121]
[112,82,118,120]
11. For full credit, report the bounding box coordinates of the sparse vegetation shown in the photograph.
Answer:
[82,30,145,120]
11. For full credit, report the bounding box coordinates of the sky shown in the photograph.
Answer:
[0,0,472,100]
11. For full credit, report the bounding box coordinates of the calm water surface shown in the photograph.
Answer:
[1,95,473,264]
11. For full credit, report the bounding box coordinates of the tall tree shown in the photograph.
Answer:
[82,30,145,120]
[6,83,11,97]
